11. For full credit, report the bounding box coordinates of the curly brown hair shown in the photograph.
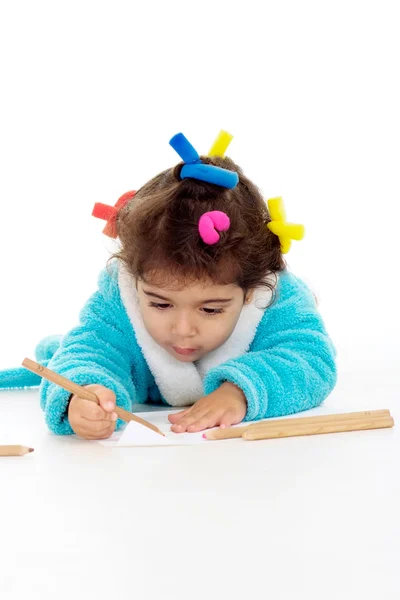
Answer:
[111,155,285,293]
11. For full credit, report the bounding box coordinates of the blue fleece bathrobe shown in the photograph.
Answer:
[0,262,337,435]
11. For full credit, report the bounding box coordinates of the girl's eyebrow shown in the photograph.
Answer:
[199,298,233,304]
[143,290,233,304]
[143,291,172,302]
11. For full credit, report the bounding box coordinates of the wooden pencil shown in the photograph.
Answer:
[0,445,34,457]
[243,415,394,441]
[203,409,392,441]
[22,358,165,437]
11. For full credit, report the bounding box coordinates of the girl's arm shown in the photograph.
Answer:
[203,272,337,421]
[40,270,138,435]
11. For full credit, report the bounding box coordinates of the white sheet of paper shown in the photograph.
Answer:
[117,420,173,446]
[98,410,208,447]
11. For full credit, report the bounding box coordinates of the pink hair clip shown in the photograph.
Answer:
[198,211,230,245]
[92,190,136,238]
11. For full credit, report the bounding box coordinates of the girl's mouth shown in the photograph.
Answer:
[172,346,197,356]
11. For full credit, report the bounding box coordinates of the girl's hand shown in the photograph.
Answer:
[168,382,247,433]
[68,384,118,440]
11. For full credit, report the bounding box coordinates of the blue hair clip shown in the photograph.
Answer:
[169,133,239,189]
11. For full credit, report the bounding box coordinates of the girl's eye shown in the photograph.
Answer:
[149,302,171,310]
[202,307,224,316]
[148,303,223,315]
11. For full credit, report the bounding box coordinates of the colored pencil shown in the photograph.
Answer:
[22,358,164,437]
[243,414,394,441]
[203,409,393,441]
[0,445,34,457]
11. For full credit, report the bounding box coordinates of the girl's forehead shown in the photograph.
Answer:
[139,276,242,297]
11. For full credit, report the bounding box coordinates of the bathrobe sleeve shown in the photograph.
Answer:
[40,268,139,435]
[203,272,337,421]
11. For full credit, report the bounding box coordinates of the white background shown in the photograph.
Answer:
[0,0,399,383]
[1,3,399,599]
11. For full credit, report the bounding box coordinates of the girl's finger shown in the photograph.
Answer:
[83,403,118,422]
[172,408,220,433]
[78,422,116,439]
[94,387,117,413]
[186,411,220,433]
[80,427,115,440]
[171,411,205,432]
[219,410,241,429]
[168,408,192,424]
[81,417,117,433]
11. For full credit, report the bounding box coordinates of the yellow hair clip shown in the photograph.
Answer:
[267,197,305,254]
[208,130,234,157]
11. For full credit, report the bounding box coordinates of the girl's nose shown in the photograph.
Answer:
[172,312,197,338]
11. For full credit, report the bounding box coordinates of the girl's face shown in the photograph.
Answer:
[137,277,252,362]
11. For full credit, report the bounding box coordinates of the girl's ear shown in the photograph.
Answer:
[244,290,254,304]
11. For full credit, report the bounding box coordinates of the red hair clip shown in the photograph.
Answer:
[92,190,136,238]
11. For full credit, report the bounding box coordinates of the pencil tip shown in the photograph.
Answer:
[29,448,34,453]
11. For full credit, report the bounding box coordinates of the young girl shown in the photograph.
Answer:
[0,131,337,440]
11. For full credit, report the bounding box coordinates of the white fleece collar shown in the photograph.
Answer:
[118,264,277,407]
